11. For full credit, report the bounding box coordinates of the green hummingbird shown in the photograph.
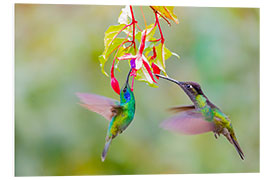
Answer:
[76,69,135,161]
[156,74,245,160]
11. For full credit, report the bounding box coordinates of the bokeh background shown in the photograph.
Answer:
[15,4,259,176]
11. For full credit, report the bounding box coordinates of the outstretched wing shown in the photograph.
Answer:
[160,110,215,135]
[76,93,121,121]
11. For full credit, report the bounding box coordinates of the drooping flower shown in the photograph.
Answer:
[111,76,120,95]
[110,60,120,95]
[148,46,161,79]
[116,30,158,90]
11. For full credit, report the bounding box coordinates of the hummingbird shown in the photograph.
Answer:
[156,74,245,160]
[76,69,135,162]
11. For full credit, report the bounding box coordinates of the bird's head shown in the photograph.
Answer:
[120,69,133,103]
[177,81,204,98]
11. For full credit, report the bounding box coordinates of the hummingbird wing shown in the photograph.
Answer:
[76,93,121,121]
[160,110,215,135]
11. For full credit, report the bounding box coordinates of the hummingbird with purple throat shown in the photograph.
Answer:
[76,69,135,161]
[156,74,245,160]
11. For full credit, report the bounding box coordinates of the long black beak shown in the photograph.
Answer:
[156,74,184,86]
[125,68,132,86]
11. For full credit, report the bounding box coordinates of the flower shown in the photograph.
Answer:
[111,76,120,95]
[151,62,161,79]
[148,46,161,79]
[110,59,120,95]
[116,30,158,90]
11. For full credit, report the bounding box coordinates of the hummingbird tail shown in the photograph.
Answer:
[230,134,245,160]
[101,138,112,162]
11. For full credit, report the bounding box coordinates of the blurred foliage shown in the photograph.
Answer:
[15,4,259,176]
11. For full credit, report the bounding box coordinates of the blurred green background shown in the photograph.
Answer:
[15,4,259,176]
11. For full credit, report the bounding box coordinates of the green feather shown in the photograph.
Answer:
[106,83,135,141]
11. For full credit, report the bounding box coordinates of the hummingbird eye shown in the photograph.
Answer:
[186,84,192,89]
[123,88,127,93]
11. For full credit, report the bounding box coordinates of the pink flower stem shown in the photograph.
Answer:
[150,6,171,26]
[136,23,143,32]
[131,76,135,91]
[130,6,137,53]
[148,38,161,43]
[154,11,165,44]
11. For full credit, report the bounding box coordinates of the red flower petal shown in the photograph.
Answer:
[138,30,147,55]
[131,68,137,77]
[151,63,161,79]
[110,60,120,95]
[150,46,157,61]
[142,60,157,83]
[111,77,120,95]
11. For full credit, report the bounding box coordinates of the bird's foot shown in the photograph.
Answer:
[214,132,220,139]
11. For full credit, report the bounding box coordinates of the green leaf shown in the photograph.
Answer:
[125,45,136,55]
[151,6,179,24]
[145,23,157,41]
[99,38,126,76]
[98,55,109,76]
[99,24,126,76]
[135,31,142,42]
[104,24,126,50]
[116,46,127,58]
[155,43,172,74]
[144,41,157,58]
[105,38,126,59]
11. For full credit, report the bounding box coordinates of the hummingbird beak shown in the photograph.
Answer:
[124,68,132,87]
[156,74,181,85]
[155,74,187,90]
